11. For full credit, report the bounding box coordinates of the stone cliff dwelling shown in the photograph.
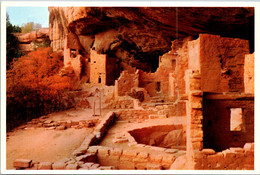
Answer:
[12,7,255,170]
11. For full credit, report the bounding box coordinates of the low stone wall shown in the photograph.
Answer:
[13,154,115,170]
[26,118,99,130]
[86,145,182,170]
[106,97,134,109]
[194,143,254,170]
[115,109,159,121]
[71,111,116,156]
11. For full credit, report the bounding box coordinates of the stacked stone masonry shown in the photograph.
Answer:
[87,145,182,170]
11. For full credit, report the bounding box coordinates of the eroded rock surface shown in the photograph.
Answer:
[14,28,50,52]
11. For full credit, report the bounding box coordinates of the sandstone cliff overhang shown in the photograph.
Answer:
[49,7,254,72]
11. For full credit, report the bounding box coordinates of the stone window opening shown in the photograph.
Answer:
[98,76,102,84]
[156,82,161,92]
[230,108,245,132]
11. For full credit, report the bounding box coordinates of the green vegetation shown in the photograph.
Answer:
[6,13,22,68]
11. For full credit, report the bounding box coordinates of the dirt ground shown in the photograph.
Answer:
[6,127,92,169]
[6,87,111,170]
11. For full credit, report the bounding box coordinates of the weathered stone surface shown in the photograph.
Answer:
[66,163,79,170]
[38,162,53,170]
[146,163,162,170]
[52,162,66,170]
[202,149,216,155]
[99,166,115,170]
[170,155,187,170]
[244,53,254,94]
[75,153,96,163]
[244,143,254,151]
[13,159,32,168]
[56,125,66,130]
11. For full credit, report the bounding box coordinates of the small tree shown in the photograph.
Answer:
[6,13,22,68]
[21,22,42,33]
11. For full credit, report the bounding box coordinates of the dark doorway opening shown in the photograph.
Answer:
[156,82,161,92]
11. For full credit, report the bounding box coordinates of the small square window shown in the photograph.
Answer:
[230,108,245,131]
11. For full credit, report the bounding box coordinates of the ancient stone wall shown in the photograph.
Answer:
[138,67,173,97]
[89,49,120,85]
[188,38,201,71]
[91,145,177,170]
[184,69,203,169]
[89,49,107,85]
[202,93,254,152]
[106,96,134,109]
[115,109,158,121]
[175,37,193,98]
[115,70,139,97]
[159,52,176,69]
[193,143,254,170]
[192,34,249,93]
[244,53,254,94]
[72,111,116,156]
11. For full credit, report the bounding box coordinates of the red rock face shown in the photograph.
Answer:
[48,7,254,72]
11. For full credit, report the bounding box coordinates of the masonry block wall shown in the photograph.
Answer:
[192,143,254,170]
[159,52,176,69]
[183,34,254,170]
[244,53,255,94]
[175,37,193,98]
[138,67,173,97]
[115,70,139,97]
[189,34,249,93]
[185,69,203,169]
[90,49,107,85]
[202,93,254,152]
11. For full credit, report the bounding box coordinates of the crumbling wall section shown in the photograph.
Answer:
[115,70,139,97]
[244,53,254,94]
[175,37,193,98]
[138,67,173,97]
[193,143,254,170]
